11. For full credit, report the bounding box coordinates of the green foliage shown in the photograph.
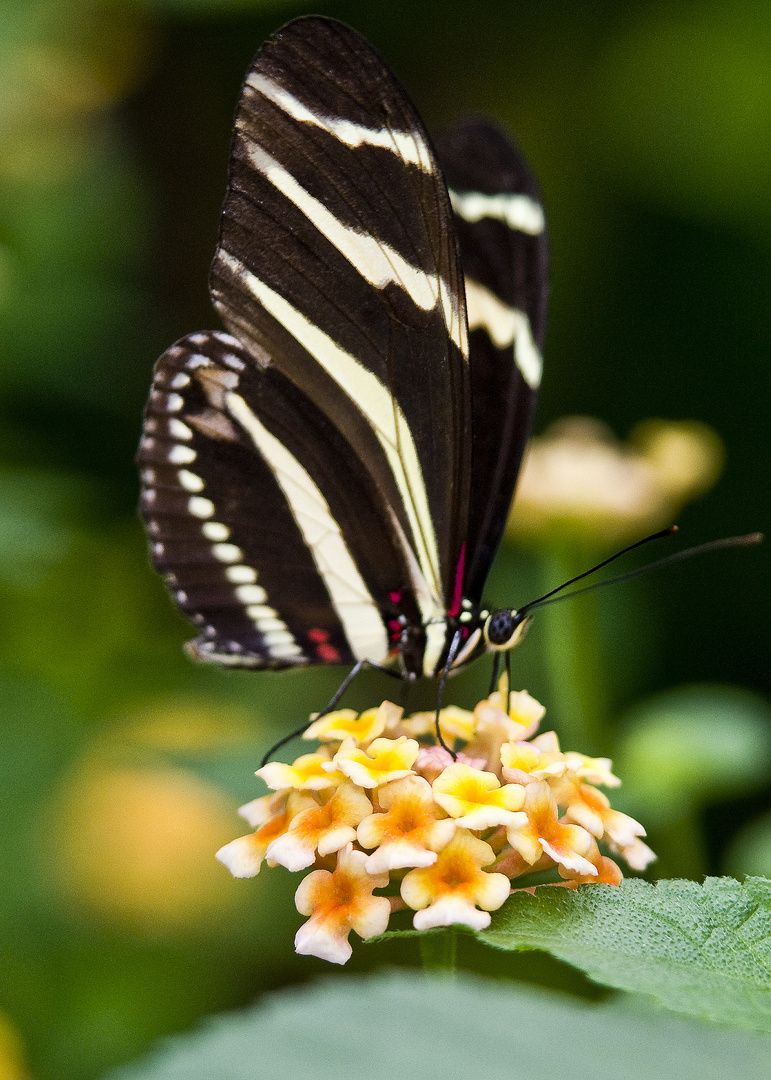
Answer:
[726,813,771,880]
[481,877,771,1032]
[612,686,771,877]
[102,971,771,1080]
[616,685,771,824]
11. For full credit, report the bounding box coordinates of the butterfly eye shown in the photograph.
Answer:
[483,610,531,651]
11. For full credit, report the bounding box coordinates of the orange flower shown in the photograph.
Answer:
[216,791,317,877]
[558,840,623,887]
[401,829,511,930]
[266,780,373,872]
[556,778,651,868]
[237,789,289,829]
[357,775,456,872]
[505,781,596,876]
[294,844,391,964]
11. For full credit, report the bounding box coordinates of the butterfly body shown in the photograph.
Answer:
[138,17,547,682]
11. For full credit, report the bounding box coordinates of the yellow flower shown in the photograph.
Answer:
[631,418,723,504]
[294,843,391,964]
[329,735,420,788]
[257,747,341,791]
[432,763,526,830]
[303,700,402,745]
[465,690,545,768]
[561,751,620,787]
[500,732,568,784]
[401,830,511,930]
[401,705,476,744]
[498,688,547,732]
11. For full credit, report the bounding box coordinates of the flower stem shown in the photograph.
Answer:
[540,540,611,755]
[419,929,457,976]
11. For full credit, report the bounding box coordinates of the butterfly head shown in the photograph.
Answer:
[483,608,532,652]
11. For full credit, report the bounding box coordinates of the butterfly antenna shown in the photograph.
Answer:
[519,526,677,616]
[523,531,763,614]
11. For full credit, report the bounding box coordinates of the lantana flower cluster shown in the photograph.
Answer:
[216,686,654,964]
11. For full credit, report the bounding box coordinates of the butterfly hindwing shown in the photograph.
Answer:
[139,331,426,667]
[434,120,548,604]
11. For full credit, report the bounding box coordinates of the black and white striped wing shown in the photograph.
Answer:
[139,332,423,667]
[209,16,471,627]
[434,120,548,605]
[138,16,549,674]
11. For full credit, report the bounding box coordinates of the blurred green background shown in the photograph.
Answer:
[1,0,770,1077]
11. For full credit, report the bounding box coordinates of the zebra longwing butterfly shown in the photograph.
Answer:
[138,16,547,682]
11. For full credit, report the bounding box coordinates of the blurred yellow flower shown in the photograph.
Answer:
[40,697,263,934]
[0,1,155,183]
[0,1009,28,1080]
[507,416,723,547]
[45,758,248,933]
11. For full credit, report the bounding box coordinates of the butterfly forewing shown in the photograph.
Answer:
[209,16,471,621]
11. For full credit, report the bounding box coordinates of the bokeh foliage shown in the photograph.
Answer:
[0,1,769,1077]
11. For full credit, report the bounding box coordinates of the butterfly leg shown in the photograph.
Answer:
[260,659,403,766]
[488,651,504,697]
[433,630,464,758]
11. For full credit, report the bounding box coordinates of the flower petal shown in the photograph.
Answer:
[331,736,419,788]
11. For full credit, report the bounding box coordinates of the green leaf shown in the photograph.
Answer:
[101,970,771,1080]
[480,877,771,1031]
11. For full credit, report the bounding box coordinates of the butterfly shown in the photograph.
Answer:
[138,15,548,690]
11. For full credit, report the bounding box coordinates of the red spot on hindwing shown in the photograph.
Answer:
[315,642,341,662]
